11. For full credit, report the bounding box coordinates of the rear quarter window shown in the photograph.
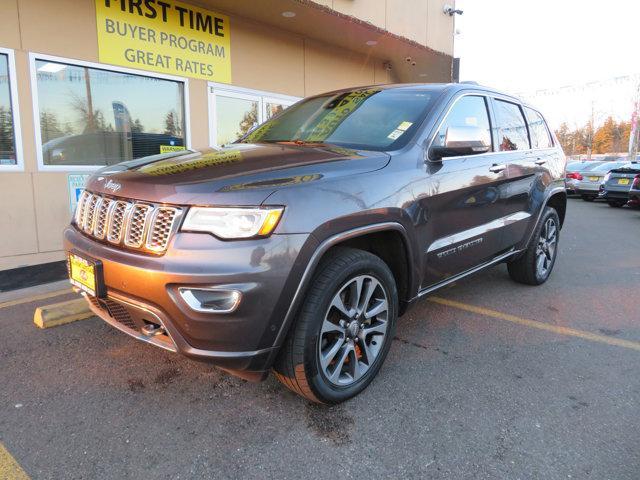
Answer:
[525,107,553,149]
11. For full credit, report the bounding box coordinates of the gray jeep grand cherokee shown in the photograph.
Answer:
[65,83,567,403]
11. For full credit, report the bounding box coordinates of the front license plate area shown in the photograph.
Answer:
[618,178,630,185]
[67,253,105,298]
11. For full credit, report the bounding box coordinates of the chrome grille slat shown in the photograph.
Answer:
[146,207,180,252]
[124,204,154,248]
[73,191,181,254]
[107,200,131,244]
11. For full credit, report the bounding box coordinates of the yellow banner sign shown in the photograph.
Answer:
[95,0,231,83]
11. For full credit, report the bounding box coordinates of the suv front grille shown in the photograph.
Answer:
[75,191,182,253]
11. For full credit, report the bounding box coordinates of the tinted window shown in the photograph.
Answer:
[241,88,436,151]
[493,100,529,151]
[432,95,491,149]
[0,53,16,165]
[35,60,186,166]
[525,107,552,149]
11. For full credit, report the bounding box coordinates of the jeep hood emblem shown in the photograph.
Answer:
[104,179,122,193]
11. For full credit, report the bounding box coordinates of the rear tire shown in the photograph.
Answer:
[273,247,398,404]
[608,201,625,208]
[508,207,560,286]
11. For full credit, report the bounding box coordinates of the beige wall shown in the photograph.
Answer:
[315,0,455,55]
[0,0,440,271]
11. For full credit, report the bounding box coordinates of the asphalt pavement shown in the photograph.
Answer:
[1,199,639,479]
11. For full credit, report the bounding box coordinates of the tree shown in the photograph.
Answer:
[40,111,64,143]
[236,103,258,139]
[0,106,14,157]
[592,117,631,154]
[131,118,144,133]
[163,110,182,137]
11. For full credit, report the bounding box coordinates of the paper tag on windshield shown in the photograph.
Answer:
[387,129,404,140]
[397,121,413,131]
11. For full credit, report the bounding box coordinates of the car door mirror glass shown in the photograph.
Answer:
[430,126,491,160]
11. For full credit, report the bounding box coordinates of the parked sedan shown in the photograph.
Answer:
[565,161,604,195]
[576,161,628,201]
[599,162,640,207]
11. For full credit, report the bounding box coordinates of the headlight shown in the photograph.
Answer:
[181,206,284,239]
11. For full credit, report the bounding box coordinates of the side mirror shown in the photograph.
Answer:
[430,126,491,161]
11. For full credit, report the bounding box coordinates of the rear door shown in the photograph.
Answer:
[421,94,510,288]
[488,98,540,248]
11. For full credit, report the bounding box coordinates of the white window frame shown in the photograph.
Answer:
[29,52,192,172]
[207,81,300,147]
[0,47,24,172]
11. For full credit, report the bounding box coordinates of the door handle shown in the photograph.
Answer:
[489,163,507,173]
[534,158,547,165]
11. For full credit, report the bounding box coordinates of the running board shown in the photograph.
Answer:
[417,249,519,298]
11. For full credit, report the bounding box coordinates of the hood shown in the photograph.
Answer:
[84,143,390,205]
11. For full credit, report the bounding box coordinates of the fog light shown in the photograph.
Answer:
[178,288,242,313]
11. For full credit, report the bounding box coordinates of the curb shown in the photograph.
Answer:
[33,298,94,329]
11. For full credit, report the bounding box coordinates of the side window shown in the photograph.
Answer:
[525,107,552,149]
[433,95,491,150]
[493,100,530,151]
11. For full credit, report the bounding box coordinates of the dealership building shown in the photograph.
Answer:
[0,0,455,285]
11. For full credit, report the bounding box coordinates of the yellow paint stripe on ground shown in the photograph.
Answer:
[0,288,73,310]
[0,442,29,480]
[429,296,640,352]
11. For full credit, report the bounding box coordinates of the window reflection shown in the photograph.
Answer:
[265,102,286,120]
[0,54,16,165]
[525,107,552,149]
[494,100,529,151]
[215,95,259,146]
[35,60,185,166]
[434,95,491,148]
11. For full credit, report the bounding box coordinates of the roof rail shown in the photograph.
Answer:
[459,81,479,85]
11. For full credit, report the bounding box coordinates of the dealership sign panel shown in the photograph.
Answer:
[95,0,231,83]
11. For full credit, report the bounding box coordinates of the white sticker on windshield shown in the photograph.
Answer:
[387,129,404,140]
[397,121,413,131]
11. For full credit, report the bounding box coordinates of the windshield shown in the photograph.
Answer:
[239,88,437,151]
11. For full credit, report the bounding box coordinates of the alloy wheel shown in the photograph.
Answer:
[535,217,557,278]
[318,275,389,387]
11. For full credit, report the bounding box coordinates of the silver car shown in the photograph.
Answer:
[576,161,628,201]
[565,161,604,195]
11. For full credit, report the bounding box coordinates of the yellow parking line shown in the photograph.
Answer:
[0,288,73,310]
[0,442,29,480]
[429,296,640,352]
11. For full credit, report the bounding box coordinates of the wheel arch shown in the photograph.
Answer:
[272,222,416,352]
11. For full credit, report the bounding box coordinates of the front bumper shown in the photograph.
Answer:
[64,226,314,376]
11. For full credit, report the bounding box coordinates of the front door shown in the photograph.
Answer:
[420,94,510,288]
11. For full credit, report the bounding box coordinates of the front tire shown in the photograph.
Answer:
[608,201,625,208]
[581,195,595,202]
[273,247,398,404]
[508,207,560,285]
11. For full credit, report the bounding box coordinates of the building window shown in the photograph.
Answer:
[209,85,298,146]
[0,48,21,169]
[33,56,187,169]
